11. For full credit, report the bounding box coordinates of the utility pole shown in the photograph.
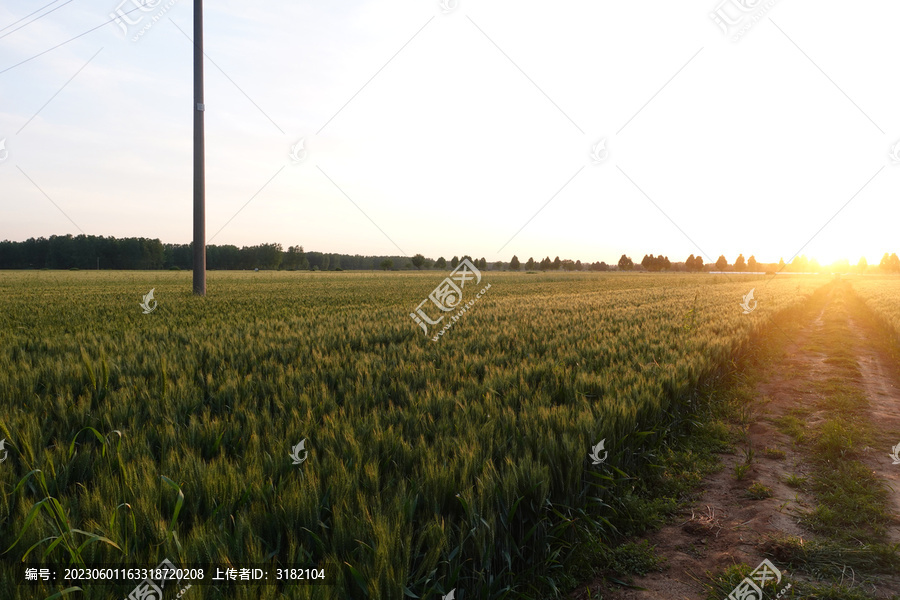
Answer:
[192,0,206,295]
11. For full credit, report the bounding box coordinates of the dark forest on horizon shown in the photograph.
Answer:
[1,234,899,273]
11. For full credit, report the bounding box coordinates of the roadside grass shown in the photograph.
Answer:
[745,482,772,500]
[801,459,892,543]
[762,535,900,581]
[773,415,808,444]
[704,562,875,600]
[762,447,786,460]
[601,540,665,578]
[784,474,807,489]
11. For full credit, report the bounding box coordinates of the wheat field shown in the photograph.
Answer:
[0,270,843,599]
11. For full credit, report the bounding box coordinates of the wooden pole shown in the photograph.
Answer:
[192,0,206,295]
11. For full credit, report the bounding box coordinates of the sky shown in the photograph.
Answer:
[1,0,899,266]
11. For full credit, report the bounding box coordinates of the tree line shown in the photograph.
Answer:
[505,252,900,273]
[0,235,396,271]
[0,235,489,272]
[1,235,898,274]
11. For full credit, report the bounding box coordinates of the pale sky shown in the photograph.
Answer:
[1,0,898,265]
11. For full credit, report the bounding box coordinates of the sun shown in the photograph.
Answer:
[788,229,878,268]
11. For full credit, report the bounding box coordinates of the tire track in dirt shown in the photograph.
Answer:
[846,312,900,546]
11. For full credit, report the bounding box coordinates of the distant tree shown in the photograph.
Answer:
[254,243,283,269]
[715,255,727,270]
[477,257,487,270]
[857,256,867,273]
[734,254,746,271]
[525,257,535,270]
[778,257,786,271]
[747,255,758,272]
[435,256,447,269]
[380,259,393,270]
[792,255,809,272]
[509,255,520,271]
[450,256,459,268]
[885,252,900,273]
[685,254,697,272]
[552,256,561,270]
[412,253,425,269]
[598,261,609,271]
[618,254,634,271]
[493,261,503,271]
[575,260,583,271]
[540,256,552,271]
[641,254,670,272]
[562,259,576,271]
[284,245,305,270]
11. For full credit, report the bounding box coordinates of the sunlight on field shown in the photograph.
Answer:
[0,271,838,599]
